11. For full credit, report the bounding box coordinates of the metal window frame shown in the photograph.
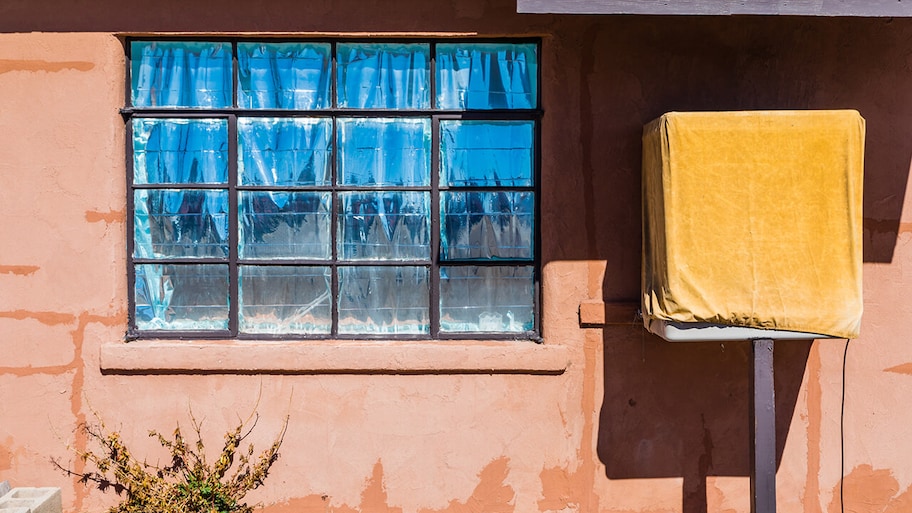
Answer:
[124,37,543,341]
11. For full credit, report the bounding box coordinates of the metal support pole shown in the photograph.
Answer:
[750,338,776,513]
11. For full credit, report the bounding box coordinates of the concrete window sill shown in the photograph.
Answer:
[100,340,570,375]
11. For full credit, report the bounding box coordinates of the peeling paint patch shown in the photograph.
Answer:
[0,437,14,471]
[827,464,911,513]
[804,345,823,513]
[85,210,126,223]
[538,467,574,511]
[537,331,602,513]
[419,457,514,513]
[0,310,76,326]
[884,363,912,375]
[261,495,331,513]
[359,461,402,513]
[705,477,739,513]
[0,364,73,377]
[0,265,39,276]
[263,458,515,513]
[886,486,912,513]
[0,59,94,74]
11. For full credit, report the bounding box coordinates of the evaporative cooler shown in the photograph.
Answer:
[640,110,865,513]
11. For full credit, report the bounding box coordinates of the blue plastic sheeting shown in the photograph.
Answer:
[338,191,430,261]
[338,118,431,186]
[338,266,430,334]
[239,191,332,260]
[238,117,332,186]
[130,40,538,334]
[133,118,229,184]
[440,120,534,186]
[440,191,534,260]
[439,266,534,332]
[239,265,332,334]
[131,42,232,108]
[436,43,537,110]
[336,43,430,109]
[134,189,229,259]
[131,41,537,111]
[134,264,229,330]
[237,43,332,110]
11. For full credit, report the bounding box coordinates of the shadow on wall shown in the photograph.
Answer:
[598,328,811,513]
[568,15,912,513]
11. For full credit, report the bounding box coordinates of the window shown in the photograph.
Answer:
[125,39,539,339]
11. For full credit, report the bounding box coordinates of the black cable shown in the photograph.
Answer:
[840,338,851,513]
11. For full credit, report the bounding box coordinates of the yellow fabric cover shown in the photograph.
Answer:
[642,110,864,339]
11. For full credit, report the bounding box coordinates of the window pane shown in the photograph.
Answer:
[440,191,534,260]
[239,266,331,334]
[339,192,430,261]
[440,120,534,187]
[239,192,331,259]
[237,42,331,109]
[238,118,332,186]
[134,264,228,330]
[338,118,430,186]
[131,41,231,108]
[338,266,429,334]
[336,43,430,109]
[436,43,538,110]
[134,189,229,258]
[439,266,533,333]
[133,118,228,184]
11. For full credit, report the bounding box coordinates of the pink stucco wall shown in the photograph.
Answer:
[2,2,912,512]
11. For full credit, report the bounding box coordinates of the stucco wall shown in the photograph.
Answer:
[2,2,912,512]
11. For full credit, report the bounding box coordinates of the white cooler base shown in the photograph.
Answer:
[645,318,831,342]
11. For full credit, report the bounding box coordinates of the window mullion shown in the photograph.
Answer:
[231,41,239,108]
[330,43,340,337]
[126,116,138,337]
[331,117,340,337]
[228,114,239,336]
[430,115,441,337]
[430,44,439,337]
[533,119,542,336]
[430,43,437,110]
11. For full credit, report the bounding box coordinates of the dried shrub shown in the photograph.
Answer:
[53,412,287,513]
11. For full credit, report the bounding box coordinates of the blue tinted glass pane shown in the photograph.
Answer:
[436,43,537,110]
[133,118,228,185]
[338,266,429,334]
[336,43,430,109]
[439,266,534,333]
[134,189,229,258]
[239,266,331,334]
[239,192,331,260]
[440,191,534,260]
[131,41,231,108]
[440,120,534,187]
[339,192,430,261]
[338,118,430,186]
[134,264,228,330]
[238,118,332,186]
[237,42,331,109]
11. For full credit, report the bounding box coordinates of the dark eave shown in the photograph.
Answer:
[516,0,912,17]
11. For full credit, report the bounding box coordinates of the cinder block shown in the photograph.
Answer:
[0,500,33,513]
[0,488,61,513]
[0,507,30,513]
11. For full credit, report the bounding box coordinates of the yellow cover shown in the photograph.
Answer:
[642,110,864,339]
